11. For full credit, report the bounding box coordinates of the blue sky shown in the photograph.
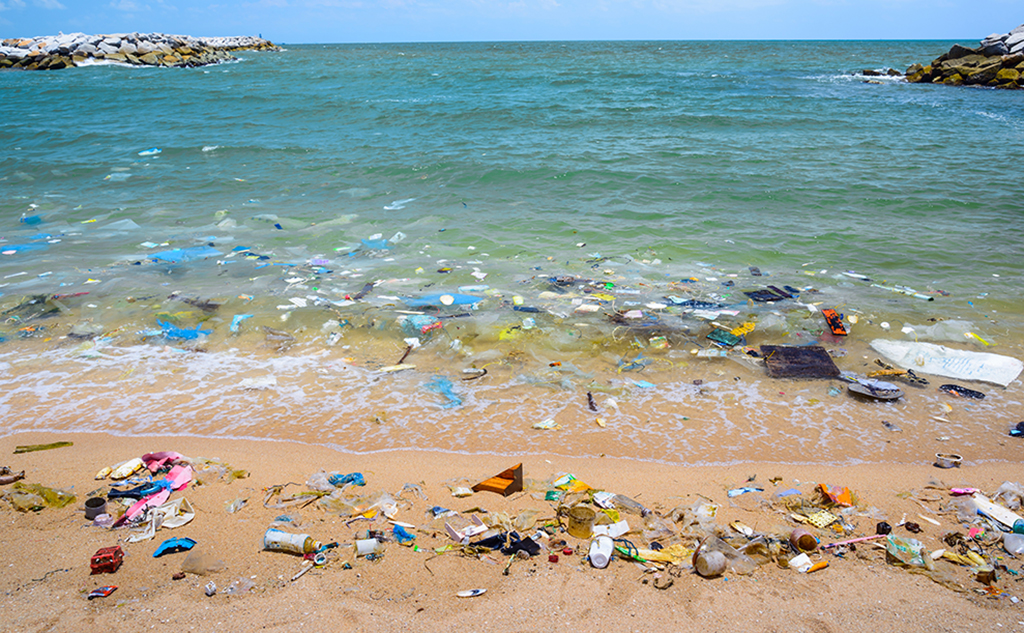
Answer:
[0,0,1018,43]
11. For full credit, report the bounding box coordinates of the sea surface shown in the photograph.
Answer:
[1,41,1022,465]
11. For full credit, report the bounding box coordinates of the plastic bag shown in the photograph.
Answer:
[8,482,76,511]
[642,514,677,542]
[994,481,1024,510]
[885,535,932,569]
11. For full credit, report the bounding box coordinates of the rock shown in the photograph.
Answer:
[1011,40,1024,55]
[0,31,279,70]
[981,41,1009,56]
[981,33,1007,46]
[906,64,932,83]
[886,68,901,76]
[942,73,963,85]
[862,69,881,76]
[946,44,978,60]
[966,61,1002,85]
[1007,31,1024,49]
[996,68,1020,83]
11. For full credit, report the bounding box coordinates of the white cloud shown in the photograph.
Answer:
[34,0,65,8]
[0,0,28,11]
[108,0,140,10]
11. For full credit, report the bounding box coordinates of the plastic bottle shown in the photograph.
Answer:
[264,528,320,554]
[610,493,650,517]
[1005,532,1024,555]
[589,536,613,569]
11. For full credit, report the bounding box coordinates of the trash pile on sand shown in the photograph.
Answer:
[4,442,1024,604]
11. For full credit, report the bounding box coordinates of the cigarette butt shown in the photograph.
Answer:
[807,561,828,573]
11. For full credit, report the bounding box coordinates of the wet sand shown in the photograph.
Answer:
[1,431,1022,633]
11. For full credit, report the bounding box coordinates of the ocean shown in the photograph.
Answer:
[1,40,1021,465]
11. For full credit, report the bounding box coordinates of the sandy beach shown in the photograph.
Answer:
[1,430,1022,633]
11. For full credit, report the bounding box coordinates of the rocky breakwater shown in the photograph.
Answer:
[905,23,1024,89]
[0,33,279,71]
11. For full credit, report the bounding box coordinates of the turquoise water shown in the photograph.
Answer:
[0,41,1021,463]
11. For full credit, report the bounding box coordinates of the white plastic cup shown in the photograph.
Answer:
[355,538,382,557]
[589,535,614,569]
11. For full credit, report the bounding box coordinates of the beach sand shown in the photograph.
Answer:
[1,431,1022,632]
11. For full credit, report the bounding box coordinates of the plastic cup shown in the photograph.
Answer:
[566,506,596,539]
[84,497,107,520]
[355,538,381,557]
[790,528,818,552]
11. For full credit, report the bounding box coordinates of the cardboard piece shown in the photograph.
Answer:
[471,463,523,496]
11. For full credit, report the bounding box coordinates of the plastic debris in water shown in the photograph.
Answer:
[424,376,462,409]
[230,314,253,333]
[158,320,213,340]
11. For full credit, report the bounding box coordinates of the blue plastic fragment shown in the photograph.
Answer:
[393,525,416,543]
[727,486,764,498]
[158,319,212,340]
[632,380,656,389]
[1,243,48,253]
[424,376,462,409]
[361,238,390,250]
[153,537,196,558]
[403,293,482,308]
[151,246,221,263]
[327,472,365,488]
[20,215,42,226]
[775,488,802,497]
[230,314,253,333]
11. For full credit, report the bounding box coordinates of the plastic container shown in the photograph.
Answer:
[588,535,614,569]
[566,506,596,539]
[934,453,962,469]
[263,528,320,555]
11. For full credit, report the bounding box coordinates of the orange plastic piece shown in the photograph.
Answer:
[819,483,854,507]
[821,309,847,336]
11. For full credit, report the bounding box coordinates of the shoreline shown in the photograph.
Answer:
[2,430,1022,631]
[2,427,1021,469]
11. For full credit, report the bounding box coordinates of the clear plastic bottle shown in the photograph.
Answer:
[611,493,650,517]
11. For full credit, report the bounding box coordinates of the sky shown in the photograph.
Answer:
[0,0,1019,43]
